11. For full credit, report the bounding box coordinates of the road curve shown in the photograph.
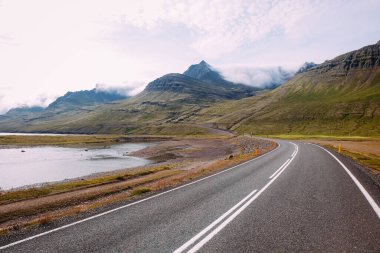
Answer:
[1,141,379,252]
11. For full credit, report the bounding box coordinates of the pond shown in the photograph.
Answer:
[0,143,153,190]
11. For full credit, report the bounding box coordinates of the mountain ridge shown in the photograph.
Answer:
[46,89,128,112]
[188,41,380,136]
[0,61,259,133]
[0,41,379,136]
[183,60,227,84]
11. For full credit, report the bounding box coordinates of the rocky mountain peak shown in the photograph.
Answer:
[183,60,226,84]
[199,60,210,66]
[296,62,317,74]
[308,41,380,74]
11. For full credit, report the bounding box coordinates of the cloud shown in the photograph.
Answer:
[0,0,379,112]
[217,65,295,88]
[0,33,17,46]
[0,91,53,114]
[95,82,145,97]
[107,0,320,58]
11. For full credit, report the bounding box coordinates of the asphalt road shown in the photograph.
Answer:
[1,141,380,252]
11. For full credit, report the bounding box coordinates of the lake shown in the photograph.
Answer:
[0,143,153,190]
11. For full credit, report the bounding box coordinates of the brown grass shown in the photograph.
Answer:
[0,137,276,236]
[0,134,173,147]
[0,164,175,205]
[313,141,380,173]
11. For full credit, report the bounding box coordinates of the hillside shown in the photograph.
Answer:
[143,72,257,100]
[4,106,44,117]
[0,61,258,134]
[1,40,379,137]
[189,41,380,136]
[46,89,127,112]
[0,88,129,133]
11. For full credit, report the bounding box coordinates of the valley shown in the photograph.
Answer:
[0,40,379,251]
[1,42,379,137]
[1,2,380,251]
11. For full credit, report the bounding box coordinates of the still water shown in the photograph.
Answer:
[0,143,153,190]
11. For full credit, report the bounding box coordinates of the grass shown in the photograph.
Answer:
[0,135,122,147]
[0,168,181,224]
[130,187,152,197]
[261,134,380,141]
[264,134,380,173]
[342,150,380,172]
[0,188,52,204]
[0,139,276,234]
[320,143,380,172]
[0,164,175,205]
[188,68,380,137]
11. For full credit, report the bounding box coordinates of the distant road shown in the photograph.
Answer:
[1,141,379,252]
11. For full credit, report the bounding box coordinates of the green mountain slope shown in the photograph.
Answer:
[189,41,380,136]
[1,42,378,136]
[0,62,258,134]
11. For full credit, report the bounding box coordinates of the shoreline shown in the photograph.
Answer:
[0,135,276,236]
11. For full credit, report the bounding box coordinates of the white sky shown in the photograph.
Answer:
[0,0,379,113]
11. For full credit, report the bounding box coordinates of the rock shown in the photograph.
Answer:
[311,41,380,74]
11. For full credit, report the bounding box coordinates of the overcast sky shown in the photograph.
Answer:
[0,0,379,113]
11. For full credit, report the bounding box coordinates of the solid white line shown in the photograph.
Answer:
[311,144,380,219]
[269,159,290,179]
[173,189,258,253]
[175,142,298,253]
[0,143,282,250]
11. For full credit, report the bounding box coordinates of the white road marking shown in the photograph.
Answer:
[269,159,290,179]
[173,189,258,253]
[175,142,298,253]
[0,143,282,250]
[311,144,380,219]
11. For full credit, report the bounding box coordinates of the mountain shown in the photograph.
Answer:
[184,60,228,84]
[183,60,289,90]
[182,60,260,96]
[185,60,298,89]
[0,88,129,133]
[5,106,44,117]
[46,89,128,112]
[296,62,317,74]
[143,72,257,100]
[1,41,378,136]
[0,62,258,134]
[4,88,128,117]
[188,41,380,136]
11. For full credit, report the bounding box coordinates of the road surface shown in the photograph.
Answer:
[1,141,379,252]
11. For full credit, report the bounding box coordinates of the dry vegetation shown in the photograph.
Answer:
[0,134,172,147]
[268,134,380,176]
[0,135,276,236]
[311,140,380,173]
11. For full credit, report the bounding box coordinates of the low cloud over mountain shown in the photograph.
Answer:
[218,66,295,88]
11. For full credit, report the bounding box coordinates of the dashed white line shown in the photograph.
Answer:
[174,142,298,253]
[0,142,282,250]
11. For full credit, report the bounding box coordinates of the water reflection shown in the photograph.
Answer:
[0,143,153,190]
